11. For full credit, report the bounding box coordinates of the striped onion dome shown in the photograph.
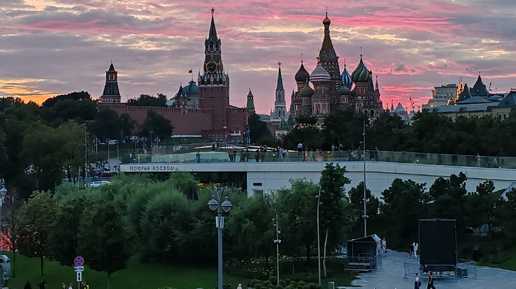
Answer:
[341,65,353,88]
[310,61,330,83]
[351,55,370,83]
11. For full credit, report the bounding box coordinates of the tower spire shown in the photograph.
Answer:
[276,62,284,91]
[209,7,218,40]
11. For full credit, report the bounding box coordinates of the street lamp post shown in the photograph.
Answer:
[0,179,7,252]
[207,186,232,289]
[316,188,324,285]
[273,212,281,286]
[363,120,368,237]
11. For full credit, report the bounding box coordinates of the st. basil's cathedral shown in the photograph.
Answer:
[272,13,383,122]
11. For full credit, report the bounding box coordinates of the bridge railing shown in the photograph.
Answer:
[122,148,516,169]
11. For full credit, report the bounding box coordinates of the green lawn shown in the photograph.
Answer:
[5,252,252,289]
[477,245,516,271]
[4,252,356,289]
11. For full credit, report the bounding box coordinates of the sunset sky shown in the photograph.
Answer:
[1,0,515,113]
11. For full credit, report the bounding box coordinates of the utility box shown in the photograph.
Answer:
[328,281,335,289]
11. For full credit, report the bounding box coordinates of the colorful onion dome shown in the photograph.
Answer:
[351,55,369,83]
[300,83,314,97]
[310,61,330,83]
[341,65,353,88]
[338,85,351,95]
[295,61,310,83]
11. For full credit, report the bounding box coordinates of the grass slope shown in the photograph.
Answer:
[6,252,252,289]
[477,245,516,271]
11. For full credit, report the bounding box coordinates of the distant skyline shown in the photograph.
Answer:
[1,0,516,113]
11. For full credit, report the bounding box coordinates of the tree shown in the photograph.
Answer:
[248,113,275,145]
[0,98,41,198]
[381,178,427,248]
[139,189,191,262]
[318,163,351,276]
[22,121,84,191]
[91,109,121,142]
[283,115,324,150]
[428,173,468,240]
[78,200,131,289]
[464,180,500,235]
[347,182,379,235]
[40,91,97,127]
[119,113,136,140]
[15,191,58,277]
[2,186,24,277]
[500,188,516,238]
[48,195,87,266]
[368,112,408,151]
[318,163,351,249]
[276,180,319,262]
[127,94,167,107]
[140,110,173,144]
[226,193,275,260]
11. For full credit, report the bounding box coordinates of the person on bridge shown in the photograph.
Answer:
[414,273,421,289]
[427,271,436,289]
[297,142,303,158]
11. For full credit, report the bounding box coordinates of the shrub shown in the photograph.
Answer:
[251,280,261,287]
[268,276,277,285]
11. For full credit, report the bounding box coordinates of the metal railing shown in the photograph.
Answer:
[123,146,516,169]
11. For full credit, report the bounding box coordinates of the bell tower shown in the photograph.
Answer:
[198,8,229,111]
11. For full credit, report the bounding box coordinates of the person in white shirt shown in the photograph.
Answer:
[414,273,420,289]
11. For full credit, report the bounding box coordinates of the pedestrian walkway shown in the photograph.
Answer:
[342,250,516,289]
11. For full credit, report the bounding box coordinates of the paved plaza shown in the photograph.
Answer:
[341,250,516,289]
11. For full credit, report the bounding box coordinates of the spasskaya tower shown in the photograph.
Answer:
[198,8,230,113]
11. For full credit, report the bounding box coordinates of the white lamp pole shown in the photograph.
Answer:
[273,212,281,286]
[0,180,7,252]
[208,186,232,289]
[316,188,324,285]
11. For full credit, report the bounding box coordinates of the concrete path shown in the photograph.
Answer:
[341,250,516,289]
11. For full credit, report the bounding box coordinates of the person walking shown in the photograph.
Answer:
[414,241,419,258]
[427,272,436,289]
[24,281,32,289]
[196,150,201,163]
[414,273,421,289]
[38,277,46,289]
[297,142,303,158]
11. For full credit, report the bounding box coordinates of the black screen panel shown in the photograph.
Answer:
[419,219,456,265]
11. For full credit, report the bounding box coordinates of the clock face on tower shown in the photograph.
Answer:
[206,61,218,73]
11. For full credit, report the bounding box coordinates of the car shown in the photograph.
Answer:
[88,180,111,188]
